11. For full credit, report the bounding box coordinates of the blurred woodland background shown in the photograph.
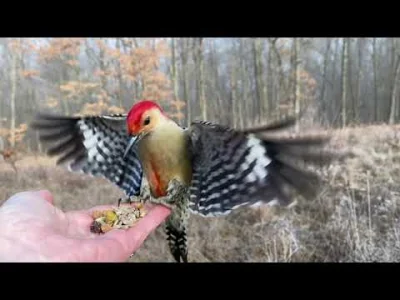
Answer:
[1,38,400,262]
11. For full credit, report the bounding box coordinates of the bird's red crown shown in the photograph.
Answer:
[126,100,164,135]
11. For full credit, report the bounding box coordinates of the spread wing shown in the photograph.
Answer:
[30,113,143,198]
[187,119,338,217]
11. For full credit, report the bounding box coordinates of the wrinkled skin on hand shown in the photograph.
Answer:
[0,190,171,262]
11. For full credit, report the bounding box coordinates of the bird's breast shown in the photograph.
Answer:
[138,126,192,198]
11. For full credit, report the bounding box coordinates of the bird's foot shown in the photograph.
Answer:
[117,195,145,207]
[148,179,188,209]
[117,183,153,207]
[149,197,174,209]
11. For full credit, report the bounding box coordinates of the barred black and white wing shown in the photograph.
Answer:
[30,114,143,198]
[187,119,339,217]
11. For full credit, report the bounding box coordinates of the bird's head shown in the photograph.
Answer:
[126,100,166,136]
[124,100,167,157]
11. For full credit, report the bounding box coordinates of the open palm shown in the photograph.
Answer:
[0,190,171,262]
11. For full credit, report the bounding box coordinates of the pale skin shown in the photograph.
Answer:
[0,190,171,262]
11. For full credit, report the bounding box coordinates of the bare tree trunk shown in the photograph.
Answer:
[341,38,349,127]
[270,38,288,117]
[132,38,143,98]
[329,38,340,123]
[58,71,69,115]
[252,38,265,122]
[320,39,331,113]
[179,38,190,126]
[230,53,237,127]
[266,40,274,116]
[239,39,249,127]
[294,38,301,132]
[115,38,123,108]
[209,39,223,122]
[354,38,364,123]
[372,38,379,122]
[33,85,42,153]
[10,40,18,148]
[120,38,137,99]
[170,38,179,102]
[27,85,42,153]
[98,38,109,104]
[194,38,206,120]
[389,47,400,124]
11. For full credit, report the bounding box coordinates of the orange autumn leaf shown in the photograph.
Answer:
[20,70,40,78]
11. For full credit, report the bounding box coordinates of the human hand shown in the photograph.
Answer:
[0,190,171,262]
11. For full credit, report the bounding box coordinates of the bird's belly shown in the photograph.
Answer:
[146,159,169,197]
[139,131,192,198]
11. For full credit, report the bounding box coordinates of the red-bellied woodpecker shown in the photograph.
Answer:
[30,99,345,262]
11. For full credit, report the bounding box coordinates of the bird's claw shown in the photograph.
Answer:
[117,197,125,207]
[117,196,134,207]
[147,179,186,209]
[118,195,150,207]
[148,197,174,209]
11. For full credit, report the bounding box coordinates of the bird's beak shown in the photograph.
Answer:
[123,133,144,158]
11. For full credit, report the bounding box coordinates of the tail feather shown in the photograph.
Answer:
[164,187,190,263]
[165,218,188,263]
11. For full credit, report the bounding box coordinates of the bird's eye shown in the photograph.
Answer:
[143,116,151,126]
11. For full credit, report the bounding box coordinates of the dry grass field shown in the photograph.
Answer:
[1,123,400,262]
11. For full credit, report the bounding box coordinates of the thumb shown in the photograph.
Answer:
[2,189,54,208]
[33,190,54,205]
[123,205,171,249]
[104,205,171,255]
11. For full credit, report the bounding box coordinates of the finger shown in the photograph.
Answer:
[125,205,171,240]
[3,189,54,207]
[68,203,170,240]
[85,205,118,214]
[96,205,170,261]
[85,202,155,216]
[34,190,54,205]
[74,205,170,262]
[106,205,171,252]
